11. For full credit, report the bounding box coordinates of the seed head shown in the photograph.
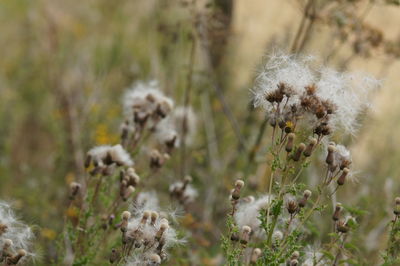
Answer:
[250,248,262,264]
[337,168,349,186]
[285,133,295,153]
[292,143,306,161]
[303,138,317,157]
[149,253,162,264]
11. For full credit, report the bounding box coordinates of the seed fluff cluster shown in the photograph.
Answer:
[252,53,380,136]
[0,202,34,265]
[116,192,182,266]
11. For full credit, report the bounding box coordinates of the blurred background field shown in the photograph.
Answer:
[1,0,400,264]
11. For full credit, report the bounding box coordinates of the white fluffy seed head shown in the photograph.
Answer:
[149,253,161,263]
[4,239,13,248]
[151,211,159,221]
[235,180,244,189]
[253,248,262,256]
[291,251,300,259]
[303,190,312,198]
[242,225,252,234]
[272,230,283,241]
[160,222,169,231]
[395,197,400,205]
[122,211,131,220]
[18,249,27,256]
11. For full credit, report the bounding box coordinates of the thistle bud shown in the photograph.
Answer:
[336,220,349,233]
[156,222,169,241]
[84,154,92,168]
[278,120,286,129]
[292,143,306,162]
[285,133,295,153]
[7,249,26,265]
[231,180,244,200]
[121,211,131,232]
[269,118,276,127]
[3,239,13,249]
[0,223,8,236]
[332,203,342,221]
[250,248,262,264]
[290,259,299,266]
[141,211,151,224]
[150,211,159,226]
[291,251,300,260]
[230,232,239,242]
[298,190,312,208]
[272,230,283,242]
[326,145,336,166]
[150,149,164,169]
[109,248,119,263]
[149,253,162,264]
[394,197,400,216]
[123,186,135,201]
[240,225,252,245]
[69,182,81,200]
[337,168,349,186]
[287,200,298,214]
[303,138,317,157]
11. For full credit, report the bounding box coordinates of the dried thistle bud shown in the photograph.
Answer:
[337,168,349,186]
[231,180,244,200]
[291,251,300,260]
[150,211,159,226]
[69,182,81,199]
[109,248,119,263]
[250,248,262,264]
[84,154,92,168]
[126,167,140,186]
[287,200,298,214]
[285,133,295,153]
[394,197,400,216]
[123,186,135,201]
[3,239,13,249]
[278,120,286,129]
[298,190,312,208]
[121,211,131,232]
[0,223,8,236]
[230,232,239,242]
[150,149,164,169]
[326,145,336,166]
[141,211,151,224]
[156,222,169,241]
[292,143,306,162]
[272,230,283,242]
[332,203,342,221]
[336,220,349,233]
[149,253,162,264]
[290,259,299,266]
[7,249,26,265]
[240,225,252,245]
[269,117,276,127]
[303,138,317,157]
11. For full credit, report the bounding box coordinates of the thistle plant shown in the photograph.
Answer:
[222,53,381,265]
[0,202,34,265]
[59,80,195,265]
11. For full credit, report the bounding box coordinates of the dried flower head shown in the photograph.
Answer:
[0,202,34,264]
[253,53,380,136]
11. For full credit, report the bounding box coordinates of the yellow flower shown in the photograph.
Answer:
[41,228,57,240]
[65,172,75,184]
[95,124,118,145]
[66,206,79,219]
